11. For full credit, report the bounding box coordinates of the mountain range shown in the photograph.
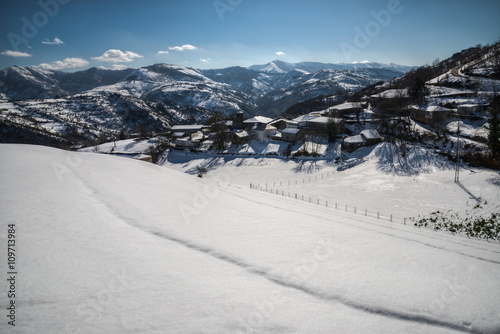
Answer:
[0,60,413,147]
[0,60,413,112]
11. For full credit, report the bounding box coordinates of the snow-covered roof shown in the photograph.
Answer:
[292,114,318,122]
[407,104,452,112]
[171,124,205,132]
[175,137,191,144]
[411,105,453,112]
[254,123,277,132]
[344,135,366,144]
[191,132,204,141]
[360,129,381,140]
[172,132,186,137]
[269,117,288,124]
[243,116,273,124]
[428,105,453,112]
[331,102,364,110]
[458,104,480,108]
[307,116,330,124]
[282,128,301,135]
[235,130,250,138]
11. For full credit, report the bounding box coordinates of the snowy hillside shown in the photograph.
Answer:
[0,94,173,147]
[1,143,499,333]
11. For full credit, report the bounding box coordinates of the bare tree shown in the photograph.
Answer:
[326,117,341,143]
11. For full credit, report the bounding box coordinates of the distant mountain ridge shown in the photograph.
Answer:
[0,60,413,147]
[0,60,414,104]
[248,59,414,74]
[0,65,135,100]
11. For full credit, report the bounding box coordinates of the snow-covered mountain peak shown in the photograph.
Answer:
[253,60,290,73]
[124,63,210,83]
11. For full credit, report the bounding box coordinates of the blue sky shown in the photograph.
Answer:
[0,0,499,71]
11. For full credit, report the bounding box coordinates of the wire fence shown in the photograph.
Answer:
[249,182,402,224]
[259,171,335,188]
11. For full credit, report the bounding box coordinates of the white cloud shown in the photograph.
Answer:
[39,57,89,70]
[42,37,64,45]
[92,49,143,63]
[200,58,211,63]
[111,64,127,70]
[158,51,169,55]
[1,50,32,57]
[168,44,198,51]
[275,51,285,56]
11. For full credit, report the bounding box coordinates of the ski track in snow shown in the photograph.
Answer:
[66,165,497,334]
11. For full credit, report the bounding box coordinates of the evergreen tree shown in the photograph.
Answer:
[408,77,429,106]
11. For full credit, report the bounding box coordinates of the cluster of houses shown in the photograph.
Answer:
[167,101,384,154]
[165,85,487,155]
[371,87,487,126]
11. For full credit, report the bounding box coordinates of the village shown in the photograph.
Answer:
[162,85,489,160]
[168,102,380,156]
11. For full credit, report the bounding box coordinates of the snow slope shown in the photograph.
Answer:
[164,144,500,222]
[1,144,500,334]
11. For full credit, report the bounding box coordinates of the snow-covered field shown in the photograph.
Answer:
[164,144,499,220]
[1,144,500,334]
[79,138,158,159]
